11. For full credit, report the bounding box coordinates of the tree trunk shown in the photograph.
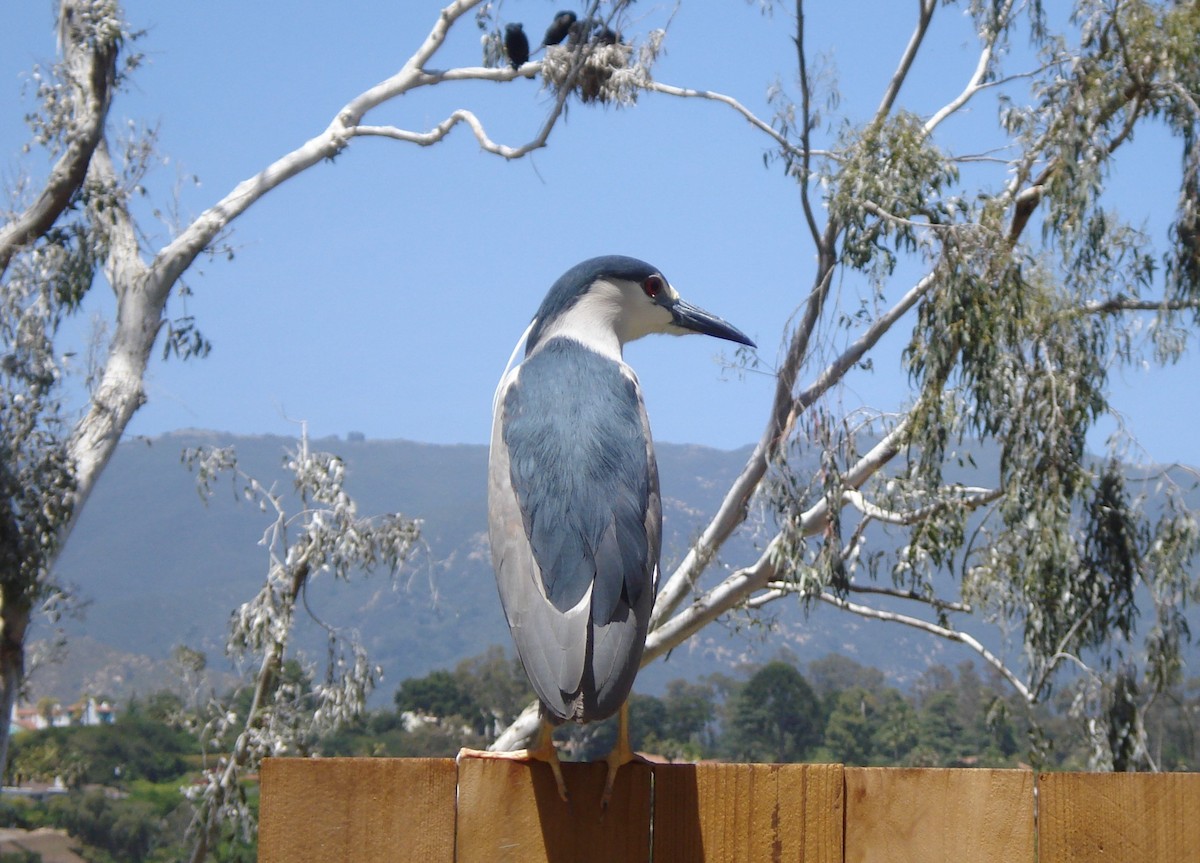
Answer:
[0,591,31,780]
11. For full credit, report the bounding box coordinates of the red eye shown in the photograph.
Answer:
[642,275,664,298]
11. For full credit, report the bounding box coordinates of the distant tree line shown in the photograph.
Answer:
[2,646,1199,862]
[331,647,1200,771]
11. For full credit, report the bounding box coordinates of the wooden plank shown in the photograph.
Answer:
[258,757,456,863]
[455,757,652,863]
[653,762,843,863]
[1038,772,1200,863]
[844,767,1034,863]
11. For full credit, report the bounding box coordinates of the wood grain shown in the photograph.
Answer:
[1038,771,1200,863]
[844,767,1034,863]
[653,762,843,863]
[455,757,652,863]
[256,758,1200,863]
[258,757,456,863]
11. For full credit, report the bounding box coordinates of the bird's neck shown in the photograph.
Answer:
[533,287,627,362]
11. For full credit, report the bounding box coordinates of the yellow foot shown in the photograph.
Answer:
[601,701,647,809]
[457,719,568,802]
[601,748,650,810]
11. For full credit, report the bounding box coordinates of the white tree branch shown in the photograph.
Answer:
[842,485,1001,526]
[814,590,1032,703]
[1079,297,1200,316]
[651,270,934,629]
[752,579,974,616]
[0,0,117,277]
[351,95,561,160]
[59,0,606,559]
[66,138,153,526]
[876,0,937,121]
[642,80,830,162]
[923,0,1017,135]
[840,583,973,614]
[489,700,541,753]
[645,421,909,668]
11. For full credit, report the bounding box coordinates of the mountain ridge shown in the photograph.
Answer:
[38,429,1175,707]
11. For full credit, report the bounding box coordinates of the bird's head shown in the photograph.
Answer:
[526,255,755,356]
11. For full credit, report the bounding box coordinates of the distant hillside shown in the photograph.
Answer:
[38,430,1181,707]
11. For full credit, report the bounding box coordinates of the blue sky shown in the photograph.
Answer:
[2,2,1198,466]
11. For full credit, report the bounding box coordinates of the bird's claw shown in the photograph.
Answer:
[457,719,569,802]
[600,749,652,810]
[600,701,647,809]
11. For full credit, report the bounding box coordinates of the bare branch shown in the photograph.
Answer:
[350,27,602,164]
[744,586,786,610]
[0,0,118,278]
[875,0,937,121]
[858,200,953,231]
[353,105,554,159]
[1078,297,1200,316]
[336,0,489,123]
[650,268,935,627]
[60,0,610,560]
[842,584,973,614]
[795,0,822,246]
[795,272,937,411]
[647,255,835,629]
[815,591,1033,702]
[646,541,782,667]
[842,485,1001,526]
[1028,597,1107,697]
[923,0,1018,135]
[648,422,909,659]
[152,0,505,292]
[642,80,827,164]
[489,700,540,752]
[755,578,974,615]
[65,137,152,525]
[409,64,539,87]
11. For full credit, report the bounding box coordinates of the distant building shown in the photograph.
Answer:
[10,697,118,733]
[0,775,67,801]
[77,697,116,727]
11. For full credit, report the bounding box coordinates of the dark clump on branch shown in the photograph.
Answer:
[540,11,577,49]
[567,18,591,46]
[566,17,619,47]
[504,23,530,69]
[541,22,634,106]
[593,26,618,46]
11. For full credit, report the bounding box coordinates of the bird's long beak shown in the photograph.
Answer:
[669,299,756,348]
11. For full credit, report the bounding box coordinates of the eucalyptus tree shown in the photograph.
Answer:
[7,0,1198,785]
[181,435,420,863]
[498,0,1200,770]
[658,0,1200,769]
[0,0,656,780]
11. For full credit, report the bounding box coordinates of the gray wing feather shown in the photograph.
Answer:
[488,379,589,720]
[588,395,661,716]
[489,340,661,723]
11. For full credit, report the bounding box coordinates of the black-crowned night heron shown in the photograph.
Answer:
[467,255,754,806]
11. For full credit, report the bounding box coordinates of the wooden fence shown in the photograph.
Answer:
[258,757,1200,862]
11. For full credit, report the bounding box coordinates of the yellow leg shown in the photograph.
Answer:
[457,717,569,802]
[601,701,643,809]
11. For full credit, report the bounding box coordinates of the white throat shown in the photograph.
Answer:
[530,279,628,362]
[530,277,674,361]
